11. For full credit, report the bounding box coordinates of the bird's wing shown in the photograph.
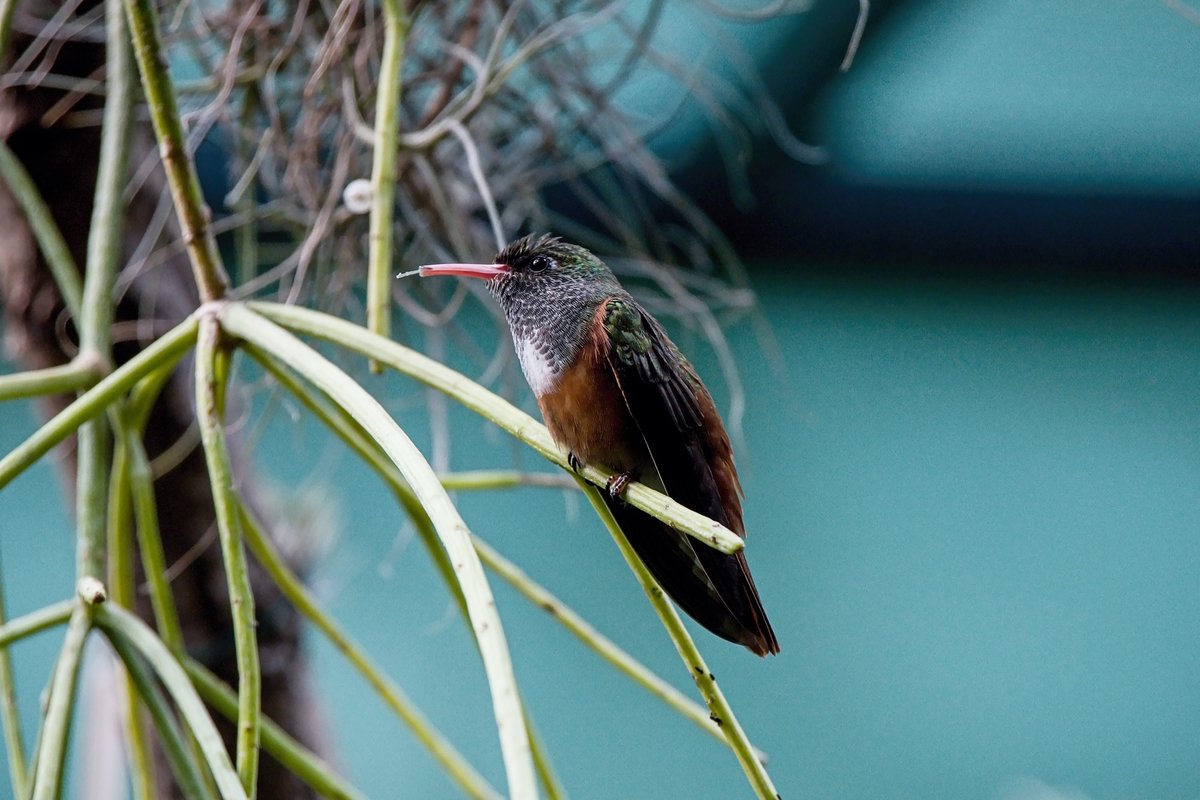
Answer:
[599,296,777,654]
[600,296,727,527]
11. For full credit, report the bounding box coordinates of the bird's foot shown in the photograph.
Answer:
[567,451,584,473]
[605,471,633,500]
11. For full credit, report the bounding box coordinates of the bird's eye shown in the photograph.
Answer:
[528,255,554,273]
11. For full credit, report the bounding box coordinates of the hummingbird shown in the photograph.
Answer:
[417,234,779,656]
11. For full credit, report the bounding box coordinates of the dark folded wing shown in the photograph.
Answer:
[601,297,777,654]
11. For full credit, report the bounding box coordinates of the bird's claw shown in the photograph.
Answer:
[606,472,633,500]
[567,452,584,473]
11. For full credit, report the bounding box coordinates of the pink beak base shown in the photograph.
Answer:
[418,263,510,280]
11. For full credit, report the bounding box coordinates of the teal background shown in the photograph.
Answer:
[3,269,1200,798]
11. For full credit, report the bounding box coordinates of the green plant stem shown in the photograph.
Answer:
[0,141,83,321]
[576,479,779,800]
[75,410,111,582]
[183,658,367,800]
[471,535,752,755]
[248,301,744,555]
[124,425,184,652]
[94,604,247,800]
[440,470,575,491]
[237,498,502,800]
[220,302,536,799]
[0,549,28,799]
[120,413,215,797]
[106,632,208,800]
[105,422,157,800]
[247,351,566,800]
[195,317,260,796]
[29,604,90,800]
[82,0,133,366]
[365,0,410,369]
[122,0,228,300]
[0,317,198,491]
[0,361,103,403]
[76,0,137,584]
[0,602,74,649]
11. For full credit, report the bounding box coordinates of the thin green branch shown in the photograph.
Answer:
[122,0,228,300]
[236,475,501,800]
[81,0,134,365]
[440,470,575,491]
[472,535,756,756]
[0,361,103,403]
[105,420,157,800]
[93,604,247,800]
[248,301,744,555]
[184,658,367,800]
[365,0,410,367]
[0,601,74,649]
[106,631,209,800]
[0,549,28,799]
[0,316,197,494]
[0,141,83,321]
[576,479,779,799]
[124,423,184,652]
[29,603,90,800]
[195,317,260,795]
[219,302,536,799]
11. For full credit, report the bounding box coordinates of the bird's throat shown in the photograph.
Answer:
[514,334,561,397]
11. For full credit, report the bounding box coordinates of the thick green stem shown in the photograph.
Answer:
[183,659,366,800]
[106,631,208,800]
[0,142,83,321]
[220,302,536,799]
[0,602,74,649]
[0,317,198,491]
[121,0,228,300]
[76,0,137,583]
[576,480,779,800]
[0,549,28,799]
[29,604,90,800]
[195,317,260,796]
[0,362,103,403]
[236,507,499,800]
[93,604,247,800]
[247,347,467,611]
[365,0,410,369]
[75,414,110,581]
[248,301,744,555]
[247,351,567,799]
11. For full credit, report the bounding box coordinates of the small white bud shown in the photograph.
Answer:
[342,178,373,214]
[77,577,107,605]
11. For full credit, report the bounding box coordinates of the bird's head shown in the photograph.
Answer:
[416,234,626,392]
[416,233,622,334]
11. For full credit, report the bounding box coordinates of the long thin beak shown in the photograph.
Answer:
[418,262,510,280]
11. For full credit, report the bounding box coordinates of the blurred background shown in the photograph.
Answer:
[3,1,1199,798]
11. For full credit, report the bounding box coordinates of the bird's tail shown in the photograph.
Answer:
[603,498,779,656]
